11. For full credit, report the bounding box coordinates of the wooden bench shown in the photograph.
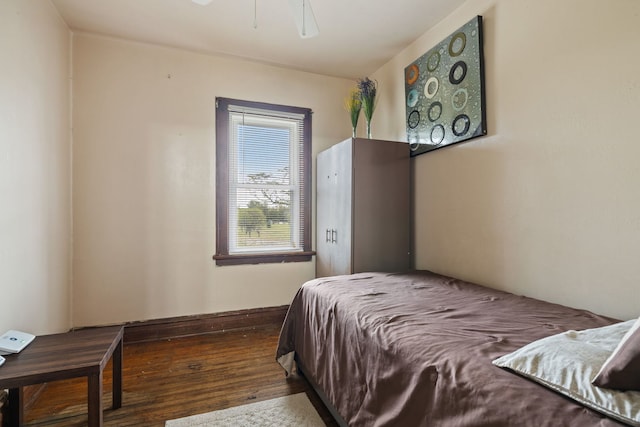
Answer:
[0,326,123,426]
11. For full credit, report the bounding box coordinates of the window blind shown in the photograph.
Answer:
[227,105,306,254]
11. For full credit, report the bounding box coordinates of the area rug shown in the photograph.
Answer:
[165,393,325,426]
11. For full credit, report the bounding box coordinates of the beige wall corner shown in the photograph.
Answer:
[371,0,640,320]
[0,0,72,334]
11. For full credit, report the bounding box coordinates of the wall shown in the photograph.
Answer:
[0,0,72,334]
[71,34,353,326]
[372,0,640,320]
[8,0,633,330]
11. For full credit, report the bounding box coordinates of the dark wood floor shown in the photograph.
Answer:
[23,324,338,426]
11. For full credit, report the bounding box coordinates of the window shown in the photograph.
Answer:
[213,97,314,266]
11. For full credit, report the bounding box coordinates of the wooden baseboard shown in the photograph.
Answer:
[122,305,289,344]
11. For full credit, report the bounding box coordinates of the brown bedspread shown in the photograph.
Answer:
[276,270,626,427]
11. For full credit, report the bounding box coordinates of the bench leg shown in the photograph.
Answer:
[112,337,123,409]
[87,371,103,427]
[6,388,22,427]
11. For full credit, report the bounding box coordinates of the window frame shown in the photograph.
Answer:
[213,97,314,266]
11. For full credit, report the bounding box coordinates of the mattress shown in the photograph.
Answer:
[276,270,626,426]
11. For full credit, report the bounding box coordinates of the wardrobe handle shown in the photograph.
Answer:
[326,229,331,243]
[331,229,337,243]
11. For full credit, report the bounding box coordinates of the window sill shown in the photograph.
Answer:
[213,251,315,266]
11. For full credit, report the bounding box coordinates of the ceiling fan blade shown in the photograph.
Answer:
[288,0,319,38]
[191,0,213,5]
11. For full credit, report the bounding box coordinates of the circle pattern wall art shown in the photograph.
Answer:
[405,16,487,156]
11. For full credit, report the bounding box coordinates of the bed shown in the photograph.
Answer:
[276,270,639,426]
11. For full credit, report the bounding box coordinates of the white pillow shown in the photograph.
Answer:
[493,319,640,427]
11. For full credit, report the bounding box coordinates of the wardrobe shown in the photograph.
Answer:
[316,137,411,277]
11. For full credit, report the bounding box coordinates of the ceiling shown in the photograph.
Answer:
[51,0,466,79]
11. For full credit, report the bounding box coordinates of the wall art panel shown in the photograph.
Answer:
[405,16,486,156]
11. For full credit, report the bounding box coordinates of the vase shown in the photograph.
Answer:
[365,119,372,139]
[352,127,357,138]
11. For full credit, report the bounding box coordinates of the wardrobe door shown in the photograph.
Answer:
[316,139,353,277]
[330,140,353,275]
[316,148,333,277]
